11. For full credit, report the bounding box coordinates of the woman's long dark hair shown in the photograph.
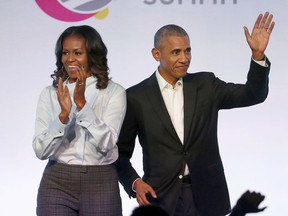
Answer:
[51,25,110,89]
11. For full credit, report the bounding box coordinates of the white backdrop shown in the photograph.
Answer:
[1,0,287,215]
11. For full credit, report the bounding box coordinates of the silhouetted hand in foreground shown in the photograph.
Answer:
[230,190,267,216]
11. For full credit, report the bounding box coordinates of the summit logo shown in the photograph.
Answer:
[36,0,112,22]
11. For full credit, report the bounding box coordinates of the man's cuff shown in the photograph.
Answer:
[132,178,142,192]
[252,55,268,67]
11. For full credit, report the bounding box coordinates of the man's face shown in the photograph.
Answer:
[152,35,191,86]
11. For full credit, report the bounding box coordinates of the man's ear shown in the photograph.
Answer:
[151,48,160,61]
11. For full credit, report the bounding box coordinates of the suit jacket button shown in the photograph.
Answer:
[179,175,183,179]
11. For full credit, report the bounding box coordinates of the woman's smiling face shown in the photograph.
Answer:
[61,35,89,83]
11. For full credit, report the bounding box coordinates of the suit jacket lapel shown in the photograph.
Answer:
[145,73,181,144]
[183,75,197,145]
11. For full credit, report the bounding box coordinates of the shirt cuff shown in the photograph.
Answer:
[252,55,268,67]
[132,178,142,192]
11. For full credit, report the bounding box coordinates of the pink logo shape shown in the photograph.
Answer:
[36,0,95,22]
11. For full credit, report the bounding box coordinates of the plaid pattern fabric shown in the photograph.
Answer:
[36,160,122,216]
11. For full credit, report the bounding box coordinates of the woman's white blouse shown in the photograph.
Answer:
[32,76,126,165]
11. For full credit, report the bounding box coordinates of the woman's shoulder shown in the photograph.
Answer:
[36,85,57,101]
[107,79,126,92]
[40,85,56,94]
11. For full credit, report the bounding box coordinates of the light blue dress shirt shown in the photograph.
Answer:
[32,76,126,165]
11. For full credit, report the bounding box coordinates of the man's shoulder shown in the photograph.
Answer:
[126,71,217,89]
[127,73,156,92]
[184,71,216,82]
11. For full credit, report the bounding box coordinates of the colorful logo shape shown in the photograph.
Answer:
[35,0,112,22]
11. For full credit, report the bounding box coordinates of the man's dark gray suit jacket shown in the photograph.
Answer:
[116,59,270,216]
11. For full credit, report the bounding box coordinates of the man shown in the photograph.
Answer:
[116,12,275,216]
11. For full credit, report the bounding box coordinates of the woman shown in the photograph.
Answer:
[32,25,126,216]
